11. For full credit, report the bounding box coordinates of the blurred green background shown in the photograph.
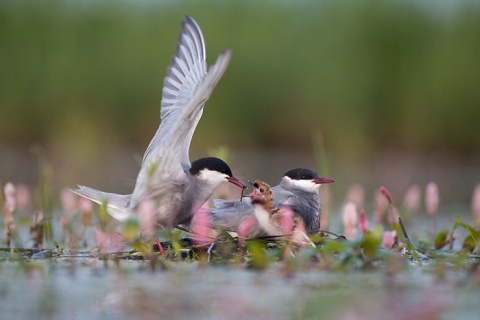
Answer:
[1,0,480,205]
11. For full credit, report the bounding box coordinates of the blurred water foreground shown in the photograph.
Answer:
[0,258,478,319]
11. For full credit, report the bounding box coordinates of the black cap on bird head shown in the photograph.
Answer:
[189,157,233,177]
[283,168,335,184]
[283,168,320,181]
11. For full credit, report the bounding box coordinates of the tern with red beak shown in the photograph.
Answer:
[212,168,334,236]
[72,16,246,229]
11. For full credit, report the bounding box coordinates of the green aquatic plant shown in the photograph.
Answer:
[1,167,479,276]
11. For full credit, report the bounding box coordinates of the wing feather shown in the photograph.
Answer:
[130,16,231,208]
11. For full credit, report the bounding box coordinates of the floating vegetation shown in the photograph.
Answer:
[1,171,480,319]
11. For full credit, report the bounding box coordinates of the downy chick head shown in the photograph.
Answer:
[189,157,246,189]
[281,168,335,194]
[249,180,274,210]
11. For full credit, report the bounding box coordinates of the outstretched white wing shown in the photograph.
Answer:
[130,16,231,208]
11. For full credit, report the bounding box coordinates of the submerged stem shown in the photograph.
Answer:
[399,216,420,263]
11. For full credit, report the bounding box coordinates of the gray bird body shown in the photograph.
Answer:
[72,17,241,229]
[212,197,261,236]
[212,169,333,236]
[271,183,321,234]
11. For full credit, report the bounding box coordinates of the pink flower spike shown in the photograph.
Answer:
[292,219,308,247]
[61,188,78,218]
[472,184,480,224]
[425,182,439,216]
[94,228,124,254]
[93,228,106,251]
[4,182,16,212]
[280,205,294,235]
[387,206,400,225]
[238,217,257,245]
[379,186,393,205]
[138,199,156,240]
[358,210,369,234]
[79,197,93,213]
[382,230,397,249]
[342,202,358,240]
[342,203,358,227]
[15,184,32,213]
[345,225,357,240]
[403,184,422,213]
[374,190,388,223]
[79,197,93,228]
[191,207,214,248]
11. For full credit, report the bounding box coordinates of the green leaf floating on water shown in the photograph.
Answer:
[123,217,139,242]
[246,240,269,270]
[360,226,383,258]
[435,229,449,250]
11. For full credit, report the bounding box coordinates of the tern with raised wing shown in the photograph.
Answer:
[72,16,246,229]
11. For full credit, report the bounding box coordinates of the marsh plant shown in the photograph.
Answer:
[1,166,479,276]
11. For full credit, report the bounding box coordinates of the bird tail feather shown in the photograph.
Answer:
[70,186,132,222]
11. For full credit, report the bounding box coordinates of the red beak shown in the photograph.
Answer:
[226,176,247,189]
[313,177,335,184]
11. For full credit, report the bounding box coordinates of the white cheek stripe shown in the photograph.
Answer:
[198,169,227,185]
[286,177,320,193]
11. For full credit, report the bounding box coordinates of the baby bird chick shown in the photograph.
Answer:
[249,180,299,236]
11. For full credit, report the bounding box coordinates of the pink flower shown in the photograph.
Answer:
[342,202,358,239]
[374,189,388,223]
[342,202,358,226]
[358,210,369,234]
[61,189,78,217]
[402,184,421,213]
[379,186,393,205]
[4,182,16,212]
[238,217,257,245]
[138,199,156,240]
[425,182,439,216]
[191,207,213,247]
[382,230,397,249]
[472,184,480,224]
[387,206,399,225]
[79,198,93,228]
[93,228,124,253]
[280,205,294,235]
[79,197,93,213]
[15,184,32,213]
[292,219,308,247]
